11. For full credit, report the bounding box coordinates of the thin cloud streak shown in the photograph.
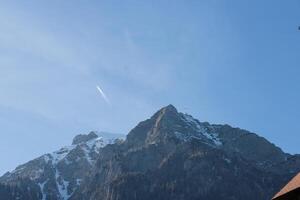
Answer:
[96,85,111,105]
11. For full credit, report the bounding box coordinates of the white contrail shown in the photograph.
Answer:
[96,85,111,105]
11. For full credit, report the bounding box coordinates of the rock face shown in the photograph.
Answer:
[0,181,40,200]
[1,105,300,200]
[72,132,98,145]
[70,105,300,200]
[0,132,124,200]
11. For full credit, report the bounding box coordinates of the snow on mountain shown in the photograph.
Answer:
[0,131,125,200]
[180,113,222,146]
[1,105,294,200]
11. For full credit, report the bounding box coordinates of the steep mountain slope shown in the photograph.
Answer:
[1,105,300,200]
[0,132,124,200]
[0,181,40,200]
[71,105,300,200]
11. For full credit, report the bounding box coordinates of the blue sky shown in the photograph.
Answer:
[0,0,299,175]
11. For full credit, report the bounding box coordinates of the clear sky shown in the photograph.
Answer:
[0,0,299,175]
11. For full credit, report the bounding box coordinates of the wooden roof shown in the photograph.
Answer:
[273,173,300,200]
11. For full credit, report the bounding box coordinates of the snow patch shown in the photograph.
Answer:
[43,154,51,163]
[38,179,48,200]
[51,146,76,165]
[179,114,223,146]
[76,178,82,186]
[7,133,123,199]
[223,157,232,164]
[55,169,71,200]
[82,145,94,165]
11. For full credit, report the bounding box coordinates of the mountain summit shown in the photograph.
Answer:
[70,105,300,200]
[0,132,124,200]
[1,105,300,200]
[72,132,98,145]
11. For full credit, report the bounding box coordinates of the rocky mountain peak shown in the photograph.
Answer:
[160,104,178,114]
[1,131,123,200]
[1,105,299,200]
[72,131,98,145]
[126,105,221,148]
[69,106,300,200]
[126,105,288,166]
[151,104,178,122]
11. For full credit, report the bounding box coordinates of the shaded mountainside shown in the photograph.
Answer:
[0,132,124,200]
[71,105,300,200]
[0,180,40,200]
[1,105,300,200]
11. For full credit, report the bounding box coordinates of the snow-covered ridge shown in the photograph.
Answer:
[40,134,123,200]
[2,132,125,200]
[175,114,222,146]
[44,135,116,166]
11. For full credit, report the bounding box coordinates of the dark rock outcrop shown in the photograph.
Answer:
[72,132,98,145]
[0,179,40,200]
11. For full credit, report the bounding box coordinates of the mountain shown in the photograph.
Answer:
[0,132,124,200]
[1,105,300,200]
[70,105,300,200]
[0,181,40,200]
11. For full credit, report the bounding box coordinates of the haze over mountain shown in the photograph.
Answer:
[1,105,299,200]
